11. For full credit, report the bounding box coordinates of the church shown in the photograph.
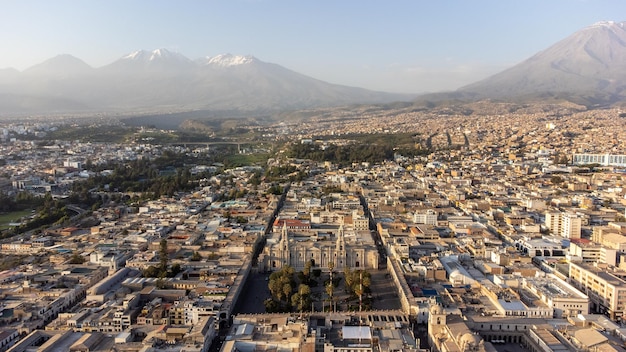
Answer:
[261,221,379,272]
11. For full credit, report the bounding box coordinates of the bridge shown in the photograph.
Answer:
[166,141,250,153]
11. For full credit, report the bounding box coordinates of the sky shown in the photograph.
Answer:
[0,0,623,94]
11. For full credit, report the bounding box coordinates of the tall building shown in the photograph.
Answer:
[545,211,561,235]
[561,212,582,239]
[545,211,582,239]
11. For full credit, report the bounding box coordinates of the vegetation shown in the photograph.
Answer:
[68,252,86,264]
[265,165,307,182]
[0,210,34,230]
[288,143,393,165]
[0,255,28,271]
[0,192,44,213]
[216,153,270,168]
[0,193,72,239]
[43,125,134,143]
[343,267,372,310]
[287,133,428,165]
[142,239,181,278]
[265,265,312,313]
[73,154,199,199]
[190,251,202,261]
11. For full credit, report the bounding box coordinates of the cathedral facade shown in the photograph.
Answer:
[262,223,379,272]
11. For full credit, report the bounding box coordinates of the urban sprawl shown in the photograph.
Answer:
[0,106,626,352]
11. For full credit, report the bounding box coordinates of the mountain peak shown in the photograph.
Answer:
[203,54,257,67]
[587,20,625,29]
[121,48,190,63]
[24,54,93,75]
[458,20,626,106]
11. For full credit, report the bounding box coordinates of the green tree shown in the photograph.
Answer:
[159,239,169,276]
[190,251,202,261]
[302,259,312,284]
[169,263,182,277]
[143,265,160,278]
[68,252,85,264]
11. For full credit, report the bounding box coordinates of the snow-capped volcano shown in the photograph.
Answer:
[458,20,626,106]
[0,49,407,115]
[104,48,196,73]
[121,48,193,63]
[202,54,256,67]
[585,20,625,30]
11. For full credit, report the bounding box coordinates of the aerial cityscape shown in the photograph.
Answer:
[1,2,626,352]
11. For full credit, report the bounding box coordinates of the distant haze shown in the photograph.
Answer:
[1,21,626,115]
[0,1,622,93]
[0,50,409,115]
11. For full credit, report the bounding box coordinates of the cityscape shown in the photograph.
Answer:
[1,2,626,352]
[0,102,625,352]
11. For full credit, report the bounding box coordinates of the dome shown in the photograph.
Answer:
[459,333,481,348]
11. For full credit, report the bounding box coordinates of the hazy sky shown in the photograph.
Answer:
[0,0,623,93]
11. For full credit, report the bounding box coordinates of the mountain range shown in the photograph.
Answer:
[1,20,626,116]
[455,21,626,107]
[0,50,407,115]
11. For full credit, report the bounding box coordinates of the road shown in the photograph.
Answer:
[233,271,272,314]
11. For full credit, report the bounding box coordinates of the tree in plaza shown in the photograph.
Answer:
[327,260,335,312]
[159,238,169,277]
[282,282,293,304]
[343,268,372,293]
[267,265,296,305]
[325,279,334,312]
[303,259,312,284]
[268,275,286,302]
[291,284,311,312]
[344,266,354,292]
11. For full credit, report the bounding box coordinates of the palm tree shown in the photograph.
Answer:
[327,260,335,312]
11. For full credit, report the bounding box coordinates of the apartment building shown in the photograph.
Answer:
[568,241,617,265]
[569,262,626,320]
[561,212,583,239]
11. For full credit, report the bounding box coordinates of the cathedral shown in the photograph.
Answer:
[261,222,379,272]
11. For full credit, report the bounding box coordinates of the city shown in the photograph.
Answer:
[0,3,625,352]
[0,104,625,352]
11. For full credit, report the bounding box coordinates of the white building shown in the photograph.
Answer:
[568,241,617,265]
[413,209,438,226]
[561,213,582,239]
[573,153,626,167]
[521,274,589,318]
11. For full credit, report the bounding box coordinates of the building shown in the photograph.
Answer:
[517,238,565,258]
[560,212,582,239]
[428,301,485,352]
[413,209,438,226]
[569,262,626,321]
[572,153,626,167]
[521,274,589,318]
[568,241,617,265]
[545,211,561,235]
[263,223,378,271]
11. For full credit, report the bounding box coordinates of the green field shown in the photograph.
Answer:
[0,210,34,229]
